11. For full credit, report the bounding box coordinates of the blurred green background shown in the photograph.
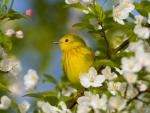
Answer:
[1,0,117,93]
[11,0,116,79]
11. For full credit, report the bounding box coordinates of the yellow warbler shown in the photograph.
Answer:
[58,34,94,83]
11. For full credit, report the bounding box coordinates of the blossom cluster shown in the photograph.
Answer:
[113,0,135,25]
[0,46,39,112]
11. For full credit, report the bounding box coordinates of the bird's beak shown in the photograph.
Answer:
[52,42,59,44]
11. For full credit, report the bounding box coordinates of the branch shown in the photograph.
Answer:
[92,0,111,59]
[124,83,128,98]
[113,39,129,54]
[127,89,150,105]
[99,24,111,59]
[67,89,84,109]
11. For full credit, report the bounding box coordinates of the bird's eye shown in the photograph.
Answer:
[65,39,69,42]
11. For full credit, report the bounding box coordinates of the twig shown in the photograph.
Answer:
[67,89,84,109]
[124,83,128,98]
[113,39,129,54]
[136,98,149,104]
[92,0,111,59]
[100,26,111,59]
[127,89,150,105]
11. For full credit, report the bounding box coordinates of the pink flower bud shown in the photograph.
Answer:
[16,30,24,39]
[25,8,32,17]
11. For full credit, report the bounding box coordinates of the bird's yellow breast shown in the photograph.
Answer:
[61,47,94,83]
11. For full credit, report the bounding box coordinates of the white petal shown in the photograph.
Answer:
[92,75,105,87]
[77,104,91,113]
[58,101,67,110]
[77,96,90,105]
[24,69,39,90]
[114,17,125,25]
[0,96,11,110]
[88,67,97,76]
[18,101,30,113]
[134,15,144,24]
[80,74,91,88]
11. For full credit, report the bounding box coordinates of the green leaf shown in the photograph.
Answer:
[134,1,150,16]
[7,9,30,20]
[0,33,12,51]
[72,22,94,30]
[59,96,71,102]
[90,3,105,22]
[1,0,8,9]
[11,100,21,113]
[45,96,59,106]
[72,104,78,113]
[64,3,88,10]
[43,74,57,84]
[0,83,10,92]
[24,91,58,99]
[94,59,118,67]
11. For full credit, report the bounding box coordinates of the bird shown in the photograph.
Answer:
[57,34,94,84]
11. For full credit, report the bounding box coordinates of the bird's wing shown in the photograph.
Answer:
[80,47,95,61]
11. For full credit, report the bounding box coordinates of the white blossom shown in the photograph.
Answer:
[16,30,24,39]
[134,15,144,24]
[80,67,105,88]
[109,81,123,95]
[137,80,148,91]
[18,100,30,113]
[127,40,144,53]
[134,24,150,39]
[98,94,107,111]
[65,0,79,4]
[37,101,60,113]
[123,72,137,84]
[5,29,15,37]
[77,91,107,111]
[135,51,150,67]
[107,81,121,95]
[0,96,11,110]
[119,0,135,12]
[113,0,134,25]
[77,104,91,113]
[126,84,138,99]
[24,69,39,90]
[121,57,142,72]
[9,59,21,76]
[61,87,77,96]
[101,66,118,80]
[58,101,72,113]
[37,101,71,113]
[109,96,126,111]
[0,57,21,76]
[113,5,128,25]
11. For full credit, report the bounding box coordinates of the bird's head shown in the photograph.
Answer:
[58,34,86,52]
